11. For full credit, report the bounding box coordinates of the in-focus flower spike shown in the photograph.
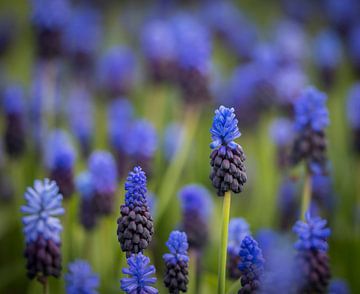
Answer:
[117,167,154,257]
[163,122,185,161]
[347,82,360,153]
[98,45,136,97]
[238,236,265,294]
[227,218,250,280]
[124,119,158,174]
[88,150,117,215]
[178,184,213,250]
[76,171,97,231]
[329,279,350,294]
[277,177,299,230]
[293,212,331,293]
[291,86,329,174]
[209,105,247,196]
[313,30,342,88]
[163,231,189,293]
[21,179,64,283]
[141,19,177,82]
[45,129,76,199]
[2,85,26,157]
[107,98,133,176]
[65,260,99,294]
[68,87,94,157]
[120,253,158,294]
[30,0,70,59]
[269,118,294,169]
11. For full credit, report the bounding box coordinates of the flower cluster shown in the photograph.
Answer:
[21,179,64,283]
[347,83,360,153]
[163,231,189,293]
[65,260,99,294]
[209,106,247,196]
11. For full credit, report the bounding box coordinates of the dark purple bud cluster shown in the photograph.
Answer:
[210,145,247,196]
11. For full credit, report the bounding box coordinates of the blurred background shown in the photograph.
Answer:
[0,0,359,293]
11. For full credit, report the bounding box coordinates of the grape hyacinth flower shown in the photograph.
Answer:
[269,118,294,169]
[68,87,94,157]
[120,253,158,294]
[291,87,329,174]
[311,173,335,218]
[347,82,360,153]
[313,30,342,88]
[88,150,117,215]
[349,24,360,76]
[163,231,189,293]
[107,98,133,176]
[329,279,350,294]
[238,236,265,294]
[293,212,331,293]
[141,19,177,82]
[172,14,212,104]
[209,105,247,196]
[65,260,99,294]
[227,218,250,280]
[125,120,158,174]
[45,130,76,199]
[76,171,97,231]
[163,122,185,161]
[98,45,136,97]
[117,167,154,257]
[21,179,64,285]
[178,184,212,250]
[2,85,26,157]
[277,177,299,230]
[30,0,70,59]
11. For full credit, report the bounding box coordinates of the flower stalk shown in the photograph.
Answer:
[301,171,312,220]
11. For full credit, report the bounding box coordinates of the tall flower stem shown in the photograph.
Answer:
[188,250,197,294]
[43,279,49,294]
[301,171,312,220]
[226,278,241,294]
[218,191,231,294]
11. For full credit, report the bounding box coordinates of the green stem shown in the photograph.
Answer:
[226,278,241,294]
[300,171,312,220]
[43,279,49,294]
[218,191,231,294]
[188,250,197,294]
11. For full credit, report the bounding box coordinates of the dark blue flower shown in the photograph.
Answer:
[228,218,250,255]
[329,279,350,294]
[255,229,280,259]
[325,0,359,31]
[277,177,299,230]
[313,30,342,70]
[163,122,184,160]
[107,98,134,152]
[88,150,117,195]
[349,24,360,69]
[294,86,329,132]
[30,0,70,29]
[45,130,76,171]
[3,85,24,114]
[269,118,294,147]
[125,120,157,158]
[239,236,265,272]
[21,179,64,243]
[293,212,331,251]
[347,82,360,129]
[125,166,147,207]
[120,253,158,294]
[163,231,189,265]
[178,184,212,221]
[76,171,94,200]
[65,260,99,294]
[210,105,241,149]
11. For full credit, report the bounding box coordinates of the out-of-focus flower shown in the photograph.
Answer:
[88,150,117,215]
[238,236,265,293]
[163,231,189,293]
[313,30,342,88]
[163,122,185,161]
[0,15,15,57]
[45,130,76,199]
[311,173,335,217]
[209,106,247,196]
[68,87,94,157]
[347,82,360,153]
[21,179,64,283]
[120,253,158,294]
[329,279,350,294]
[117,167,154,257]
[291,87,329,174]
[178,184,212,250]
[277,177,299,230]
[293,212,331,293]
[227,218,250,279]
[349,23,360,75]
[2,85,26,157]
[98,46,136,97]
[65,260,99,294]
[141,19,177,82]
